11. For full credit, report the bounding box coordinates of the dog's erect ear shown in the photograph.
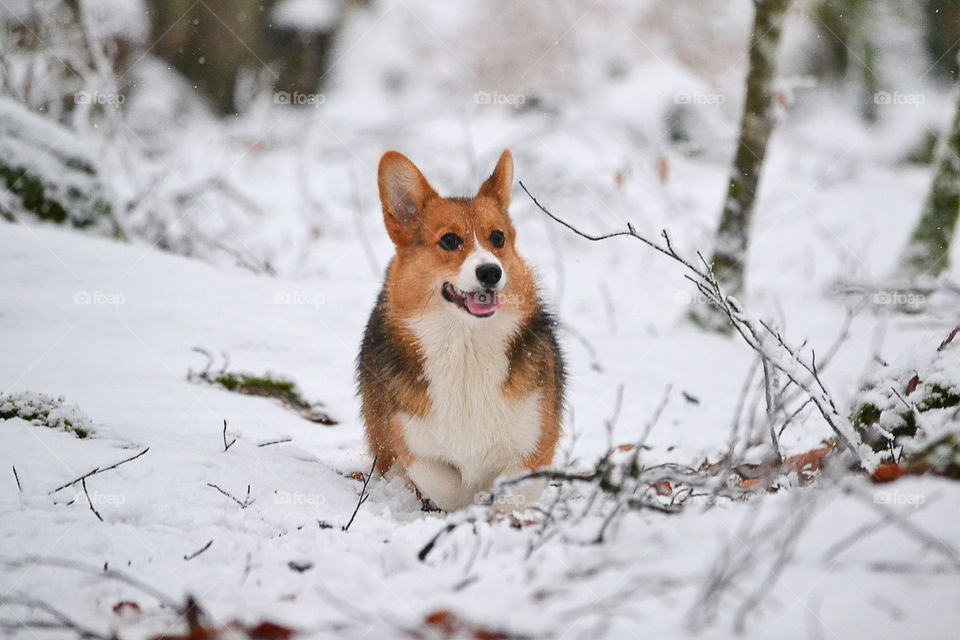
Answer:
[476,149,514,210]
[378,151,438,244]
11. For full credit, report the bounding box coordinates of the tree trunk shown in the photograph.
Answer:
[145,0,346,116]
[923,0,960,82]
[692,0,791,332]
[812,0,879,122]
[146,0,270,116]
[896,76,960,282]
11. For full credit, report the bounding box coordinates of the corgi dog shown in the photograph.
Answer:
[357,149,565,511]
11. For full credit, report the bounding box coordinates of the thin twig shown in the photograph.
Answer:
[761,358,783,463]
[222,419,236,451]
[778,398,814,438]
[12,465,21,492]
[714,358,760,501]
[343,455,378,532]
[350,166,381,278]
[81,478,103,522]
[0,595,111,640]
[560,322,604,372]
[732,496,819,632]
[845,484,960,567]
[258,437,292,448]
[192,346,214,376]
[418,522,460,562]
[50,448,150,494]
[183,540,214,561]
[207,483,254,509]
[1,557,184,612]
[521,182,874,471]
[822,499,933,563]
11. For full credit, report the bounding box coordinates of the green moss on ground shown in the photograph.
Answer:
[188,360,337,425]
[0,392,93,438]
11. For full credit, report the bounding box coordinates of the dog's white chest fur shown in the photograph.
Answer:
[402,311,542,489]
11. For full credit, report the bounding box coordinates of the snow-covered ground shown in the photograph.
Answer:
[3,1,960,638]
[2,160,959,637]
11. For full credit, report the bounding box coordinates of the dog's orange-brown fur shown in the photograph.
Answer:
[357,149,565,510]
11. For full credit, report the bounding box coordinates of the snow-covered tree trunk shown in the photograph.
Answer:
[692,0,791,332]
[896,74,960,282]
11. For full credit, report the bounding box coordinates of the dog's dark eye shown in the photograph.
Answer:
[490,230,505,249]
[439,233,463,251]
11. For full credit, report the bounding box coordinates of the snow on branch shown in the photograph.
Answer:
[519,181,879,473]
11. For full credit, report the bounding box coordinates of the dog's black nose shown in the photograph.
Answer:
[476,263,502,287]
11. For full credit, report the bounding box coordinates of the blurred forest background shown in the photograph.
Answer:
[2,0,959,289]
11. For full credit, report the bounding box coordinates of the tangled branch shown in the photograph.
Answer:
[519,181,877,473]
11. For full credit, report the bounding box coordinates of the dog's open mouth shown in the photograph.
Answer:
[442,282,503,318]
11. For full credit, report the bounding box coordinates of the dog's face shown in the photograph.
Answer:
[378,150,535,321]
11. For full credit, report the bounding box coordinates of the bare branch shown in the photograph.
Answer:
[0,595,111,640]
[521,182,877,472]
[50,448,150,494]
[184,540,214,561]
[343,455,378,532]
[80,478,102,522]
[222,419,236,452]
[257,437,292,448]
[1,557,184,613]
[207,483,254,509]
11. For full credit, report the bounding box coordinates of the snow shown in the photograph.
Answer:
[271,0,341,32]
[3,1,960,638]
[2,206,959,638]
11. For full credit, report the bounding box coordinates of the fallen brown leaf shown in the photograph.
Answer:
[152,620,297,640]
[906,374,921,395]
[651,481,672,496]
[783,442,835,474]
[423,610,512,640]
[425,610,458,638]
[870,463,906,484]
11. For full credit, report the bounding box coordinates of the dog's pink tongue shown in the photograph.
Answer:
[465,291,502,316]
